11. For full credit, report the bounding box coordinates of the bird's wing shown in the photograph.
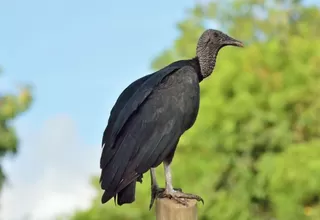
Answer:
[100,65,199,202]
[100,63,183,169]
[102,73,151,150]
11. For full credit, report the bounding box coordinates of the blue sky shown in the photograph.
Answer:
[0,0,196,219]
[0,0,196,145]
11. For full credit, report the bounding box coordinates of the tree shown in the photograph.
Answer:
[0,68,33,190]
[67,0,320,219]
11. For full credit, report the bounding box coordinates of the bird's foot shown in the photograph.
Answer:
[151,187,203,207]
[158,189,204,206]
[149,186,182,210]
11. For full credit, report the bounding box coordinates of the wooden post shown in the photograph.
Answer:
[155,198,198,220]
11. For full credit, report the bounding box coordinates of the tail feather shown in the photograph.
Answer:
[101,181,137,205]
[117,181,136,205]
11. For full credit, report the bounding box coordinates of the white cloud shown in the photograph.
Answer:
[0,115,101,220]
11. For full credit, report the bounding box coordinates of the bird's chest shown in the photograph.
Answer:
[153,71,200,129]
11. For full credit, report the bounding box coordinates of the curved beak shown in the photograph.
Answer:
[224,35,244,47]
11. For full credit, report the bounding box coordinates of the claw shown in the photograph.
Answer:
[157,189,204,206]
[149,186,163,210]
[175,192,204,205]
[149,187,184,209]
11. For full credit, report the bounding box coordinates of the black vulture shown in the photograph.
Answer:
[100,29,243,209]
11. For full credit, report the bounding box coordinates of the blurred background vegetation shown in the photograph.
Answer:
[2,0,320,219]
[0,68,32,190]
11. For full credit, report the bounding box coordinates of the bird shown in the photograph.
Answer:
[99,29,243,209]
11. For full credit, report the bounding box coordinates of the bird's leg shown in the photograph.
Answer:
[158,161,204,206]
[149,168,182,210]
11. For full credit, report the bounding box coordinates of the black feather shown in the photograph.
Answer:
[100,61,201,205]
[117,181,136,205]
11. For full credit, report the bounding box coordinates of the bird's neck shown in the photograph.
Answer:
[197,48,218,78]
[189,57,204,82]
[199,54,217,78]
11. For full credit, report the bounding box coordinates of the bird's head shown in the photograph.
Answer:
[196,29,243,78]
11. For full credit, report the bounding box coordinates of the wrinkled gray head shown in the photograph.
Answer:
[196,29,243,78]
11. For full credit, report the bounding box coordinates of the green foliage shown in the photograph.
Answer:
[0,70,33,189]
[68,0,320,219]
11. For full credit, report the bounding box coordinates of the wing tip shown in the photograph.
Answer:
[101,190,116,204]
